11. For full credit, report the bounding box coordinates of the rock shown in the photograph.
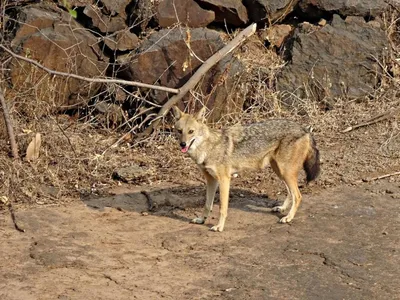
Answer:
[299,0,388,19]
[198,0,248,26]
[96,0,131,19]
[157,0,215,28]
[112,165,153,182]
[83,5,126,33]
[103,30,139,51]
[243,0,299,23]
[276,14,389,104]
[56,0,91,7]
[126,0,158,32]
[127,27,244,121]
[94,102,126,128]
[261,24,293,48]
[9,3,107,112]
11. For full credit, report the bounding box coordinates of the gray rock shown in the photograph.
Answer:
[276,15,389,104]
[299,0,388,18]
[113,165,153,182]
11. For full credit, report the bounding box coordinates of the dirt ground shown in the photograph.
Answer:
[1,101,400,299]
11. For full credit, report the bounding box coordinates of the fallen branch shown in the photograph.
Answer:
[0,44,179,94]
[136,23,258,139]
[141,190,157,212]
[0,196,25,233]
[358,171,400,183]
[342,107,400,133]
[0,90,19,159]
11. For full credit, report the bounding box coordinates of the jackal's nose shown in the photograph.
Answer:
[180,142,186,148]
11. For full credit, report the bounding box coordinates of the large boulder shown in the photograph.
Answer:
[157,0,215,28]
[276,15,389,104]
[83,4,126,33]
[197,0,249,26]
[9,4,107,111]
[243,0,300,23]
[127,27,243,121]
[298,0,388,19]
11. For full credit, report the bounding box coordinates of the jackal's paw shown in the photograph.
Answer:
[279,215,293,224]
[190,217,205,224]
[272,206,286,213]
[209,224,224,232]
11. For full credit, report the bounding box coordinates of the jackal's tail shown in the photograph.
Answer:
[303,135,320,183]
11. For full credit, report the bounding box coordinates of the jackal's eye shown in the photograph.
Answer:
[177,129,182,134]
[188,129,194,134]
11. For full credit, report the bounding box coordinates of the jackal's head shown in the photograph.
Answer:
[172,106,207,153]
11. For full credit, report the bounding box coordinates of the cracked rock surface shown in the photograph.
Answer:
[1,181,399,299]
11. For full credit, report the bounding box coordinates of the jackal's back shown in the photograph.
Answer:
[228,120,308,156]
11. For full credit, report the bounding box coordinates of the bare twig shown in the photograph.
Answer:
[342,107,400,133]
[137,23,258,139]
[359,171,400,183]
[0,44,180,94]
[0,90,19,159]
[50,115,77,157]
[141,190,157,211]
[0,195,25,233]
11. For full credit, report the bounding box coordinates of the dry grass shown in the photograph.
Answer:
[0,6,399,209]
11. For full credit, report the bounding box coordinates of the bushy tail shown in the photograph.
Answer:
[303,136,320,183]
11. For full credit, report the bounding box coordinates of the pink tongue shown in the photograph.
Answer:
[181,146,189,153]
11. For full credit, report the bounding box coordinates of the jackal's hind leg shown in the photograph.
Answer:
[271,182,292,213]
[279,174,302,224]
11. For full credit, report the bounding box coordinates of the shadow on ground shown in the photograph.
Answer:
[0,181,399,299]
[80,184,283,223]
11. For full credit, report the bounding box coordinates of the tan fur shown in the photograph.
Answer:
[172,106,320,232]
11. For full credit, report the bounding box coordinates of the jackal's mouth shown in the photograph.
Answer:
[181,138,195,153]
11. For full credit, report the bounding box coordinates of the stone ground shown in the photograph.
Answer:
[1,98,400,299]
[0,179,399,300]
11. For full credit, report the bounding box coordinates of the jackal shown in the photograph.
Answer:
[172,106,320,232]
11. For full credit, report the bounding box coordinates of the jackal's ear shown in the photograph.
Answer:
[195,106,207,122]
[171,106,183,120]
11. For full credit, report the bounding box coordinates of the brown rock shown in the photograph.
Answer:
[243,0,300,23]
[83,5,126,33]
[127,27,244,121]
[9,4,107,111]
[96,0,131,18]
[56,0,91,7]
[198,0,248,26]
[157,0,215,28]
[104,30,139,51]
[262,24,293,48]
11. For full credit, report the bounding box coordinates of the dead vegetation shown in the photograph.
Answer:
[0,3,399,213]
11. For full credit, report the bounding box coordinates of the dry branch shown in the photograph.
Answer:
[0,195,25,233]
[137,23,258,139]
[342,107,400,133]
[0,44,179,94]
[0,90,19,159]
[358,171,400,183]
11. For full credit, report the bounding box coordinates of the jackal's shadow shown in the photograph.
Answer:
[80,184,283,222]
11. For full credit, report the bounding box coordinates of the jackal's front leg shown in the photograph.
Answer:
[191,170,218,225]
[210,175,231,232]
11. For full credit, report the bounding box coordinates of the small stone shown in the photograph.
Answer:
[318,18,327,26]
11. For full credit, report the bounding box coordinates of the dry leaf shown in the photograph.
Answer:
[26,133,41,161]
